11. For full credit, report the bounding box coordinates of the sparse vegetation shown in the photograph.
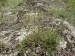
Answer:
[0,0,75,56]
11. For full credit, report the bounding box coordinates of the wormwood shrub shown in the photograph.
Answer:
[17,28,61,54]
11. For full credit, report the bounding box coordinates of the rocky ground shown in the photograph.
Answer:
[0,0,75,56]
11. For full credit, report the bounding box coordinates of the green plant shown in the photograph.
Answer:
[17,28,61,53]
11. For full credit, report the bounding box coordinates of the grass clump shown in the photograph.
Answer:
[66,13,75,26]
[66,0,75,25]
[0,0,24,8]
[0,0,7,7]
[53,0,61,2]
[67,0,75,14]
[7,0,25,8]
[48,6,68,18]
[48,6,58,16]
[0,13,2,21]
[57,8,68,18]
[17,28,61,54]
